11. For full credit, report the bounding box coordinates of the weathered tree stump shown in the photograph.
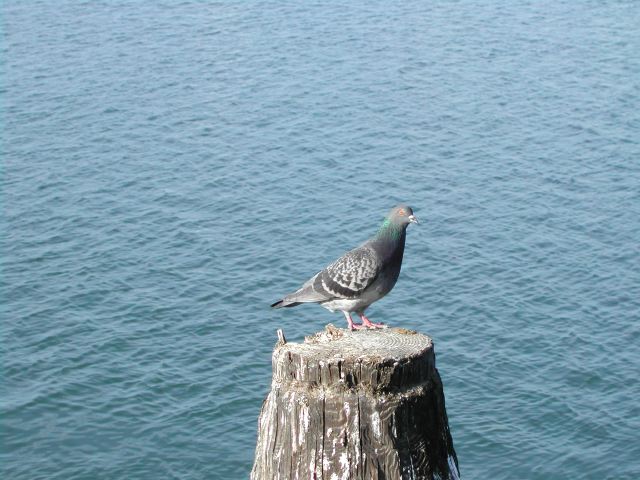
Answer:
[251,325,460,480]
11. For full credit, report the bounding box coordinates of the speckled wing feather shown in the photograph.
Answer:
[316,246,380,298]
[279,245,381,305]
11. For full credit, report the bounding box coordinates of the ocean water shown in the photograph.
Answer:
[3,1,640,479]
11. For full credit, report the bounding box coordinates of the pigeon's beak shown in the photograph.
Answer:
[408,214,419,225]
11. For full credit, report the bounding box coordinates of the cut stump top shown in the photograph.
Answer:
[272,325,435,393]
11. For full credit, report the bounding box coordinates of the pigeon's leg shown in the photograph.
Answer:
[358,312,384,329]
[343,311,364,330]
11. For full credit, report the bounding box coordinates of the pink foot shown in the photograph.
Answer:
[343,312,364,331]
[359,313,385,329]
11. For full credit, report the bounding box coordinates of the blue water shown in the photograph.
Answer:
[3,1,640,479]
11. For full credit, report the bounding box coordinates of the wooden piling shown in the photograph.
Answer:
[251,325,460,480]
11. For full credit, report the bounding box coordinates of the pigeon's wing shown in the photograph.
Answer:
[273,245,381,307]
[316,245,381,299]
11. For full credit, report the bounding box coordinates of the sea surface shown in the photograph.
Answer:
[3,1,640,479]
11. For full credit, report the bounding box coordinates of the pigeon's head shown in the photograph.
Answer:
[387,205,419,227]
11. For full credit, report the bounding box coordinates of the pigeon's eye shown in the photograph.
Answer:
[398,209,406,216]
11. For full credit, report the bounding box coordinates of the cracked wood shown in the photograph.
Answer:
[251,325,459,480]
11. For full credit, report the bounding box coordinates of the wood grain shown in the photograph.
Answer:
[251,325,459,480]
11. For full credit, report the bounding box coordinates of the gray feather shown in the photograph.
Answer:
[271,205,417,316]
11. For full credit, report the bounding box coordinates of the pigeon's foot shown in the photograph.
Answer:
[343,312,364,331]
[359,313,385,329]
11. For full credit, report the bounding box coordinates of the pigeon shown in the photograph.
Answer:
[271,205,418,330]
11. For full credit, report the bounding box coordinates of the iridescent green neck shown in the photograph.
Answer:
[376,218,403,240]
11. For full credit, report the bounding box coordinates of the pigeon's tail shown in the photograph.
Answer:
[271,299,301,308]
[271,278,327,308]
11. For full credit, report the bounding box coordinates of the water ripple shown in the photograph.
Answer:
[4,1,640,479]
